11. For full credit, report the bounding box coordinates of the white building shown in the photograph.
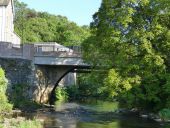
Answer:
[0,0,20,44]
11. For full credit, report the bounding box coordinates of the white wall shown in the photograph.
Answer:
[0,0,20,44]
[0,6,6,41]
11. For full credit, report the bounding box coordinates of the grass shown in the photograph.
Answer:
[1,118,43,128]
[13,119,43,128]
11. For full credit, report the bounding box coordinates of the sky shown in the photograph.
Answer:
[19,0,102,26]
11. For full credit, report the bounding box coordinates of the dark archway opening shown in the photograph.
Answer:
[49,66,91,105]
[49,68,75,105]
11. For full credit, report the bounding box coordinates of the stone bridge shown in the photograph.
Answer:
[0,42,89,103]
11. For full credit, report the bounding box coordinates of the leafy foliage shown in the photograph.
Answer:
[82,0,170,111]
[14,0,90,45]
[66,85,79,100]
[0,68,13,113]
[159,108,170,121]
[55,87,68,101]
[66,72,107,100]
[10,84,41,110]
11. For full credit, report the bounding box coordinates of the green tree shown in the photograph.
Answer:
[82,0,170,111]
[14,0,90,45]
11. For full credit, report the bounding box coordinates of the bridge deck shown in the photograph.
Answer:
[0,42,88,67]
[34,56,87,66]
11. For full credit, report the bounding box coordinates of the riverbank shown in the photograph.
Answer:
[1,100,170,128]
[115,108,170,124]
[1,117,43,128]
[0,106,45,128]
[28,101,170,128]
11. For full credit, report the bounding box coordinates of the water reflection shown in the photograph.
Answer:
[24,100,170,128]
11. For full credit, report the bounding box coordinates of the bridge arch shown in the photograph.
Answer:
[35,65,72,103]
[49,67,75,104]
[0,42,89,104]
[35,65,89,104]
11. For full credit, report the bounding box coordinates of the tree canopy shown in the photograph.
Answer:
[14,0,90,45]
[82,0,170,111]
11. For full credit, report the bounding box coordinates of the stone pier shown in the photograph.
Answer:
[0,57,77,103]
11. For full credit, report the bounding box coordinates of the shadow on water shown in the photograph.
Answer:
[19,100,170,128]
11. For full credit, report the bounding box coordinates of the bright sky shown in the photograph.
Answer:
[19,0,102,26]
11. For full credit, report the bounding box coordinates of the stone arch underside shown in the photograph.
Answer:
[34,65,75,103]
[0,57,89,104]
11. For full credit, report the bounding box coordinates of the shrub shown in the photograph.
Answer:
[10,84,41,110]
[0,68,13,113]
[66,85,79,100]
[159,108,170,121]
[55,87,68,101]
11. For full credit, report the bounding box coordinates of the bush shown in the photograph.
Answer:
[159,108,170,121]
[10,84,41,110]
[66,85,79,100]
[55,87,68,101]
[0,68,13,113]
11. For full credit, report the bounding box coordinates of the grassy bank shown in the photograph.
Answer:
[1,118,42,128]
[0,68,43,128]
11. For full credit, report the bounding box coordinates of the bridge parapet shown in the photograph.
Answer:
[0,42,82,60]
[34,44,81,58]
[0,42,87,66]
[0,42,89,103]
[0,42,22,58]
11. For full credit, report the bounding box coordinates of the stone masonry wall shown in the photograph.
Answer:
[0,57,76,104]
[0,57,35,100]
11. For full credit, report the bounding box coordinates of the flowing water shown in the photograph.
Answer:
[23,100,170,128]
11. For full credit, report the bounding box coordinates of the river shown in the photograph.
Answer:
[22,100,170,128]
